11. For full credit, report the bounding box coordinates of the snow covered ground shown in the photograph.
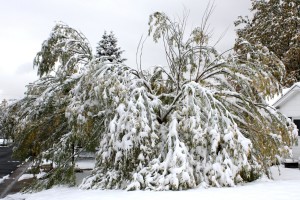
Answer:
[3,166,300,200]
[15,159,95,185]
[17,173,46,182]
[0,139,12,146]
[75,159,95,170]
[0,175,9,184]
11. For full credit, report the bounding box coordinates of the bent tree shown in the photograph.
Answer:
[75,12,296,190]
[8,23,93,189]
[8,11,297,191]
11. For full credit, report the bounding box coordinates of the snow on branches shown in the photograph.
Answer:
[95,31,126,63]
[34,22,92,78]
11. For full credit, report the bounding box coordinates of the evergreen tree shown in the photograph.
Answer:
[95,31,126,63]
[235,0,300,87]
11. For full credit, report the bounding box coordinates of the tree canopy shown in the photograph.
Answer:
[235,0,300,87]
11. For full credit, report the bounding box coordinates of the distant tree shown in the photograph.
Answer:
[0,99,8,140]
[235,0,300,87]
[95,31,126,63]
[0,99,18,144]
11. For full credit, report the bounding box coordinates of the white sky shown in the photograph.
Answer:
[0,0,251,101]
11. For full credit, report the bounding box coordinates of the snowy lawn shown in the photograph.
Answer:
[75,159,95,170]
[18,173,46,182]
[3,166,300,200]
[15,159,95,184]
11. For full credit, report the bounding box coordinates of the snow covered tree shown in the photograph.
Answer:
[10,22,93,190]
[34,22,92,78]
[74,11,297,190]
[235,0,300,87]
[95,31,126,63]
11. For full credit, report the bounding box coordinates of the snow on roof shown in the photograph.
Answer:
[271,83,300,107]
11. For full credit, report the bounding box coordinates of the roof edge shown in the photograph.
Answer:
[273,84,300,107]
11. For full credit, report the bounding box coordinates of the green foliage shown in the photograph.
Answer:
[235,0,300,87]
[34,22,92,78]
[8,23,93,191]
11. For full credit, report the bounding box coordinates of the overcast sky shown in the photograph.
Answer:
[0,0,251,101]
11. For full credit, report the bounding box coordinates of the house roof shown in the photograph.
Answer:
[273,83,300,108]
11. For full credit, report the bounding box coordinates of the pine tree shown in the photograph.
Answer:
[235,0,300,87]
[95,31,126,63]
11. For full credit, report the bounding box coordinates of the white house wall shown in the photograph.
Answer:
[278,92,300,118]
